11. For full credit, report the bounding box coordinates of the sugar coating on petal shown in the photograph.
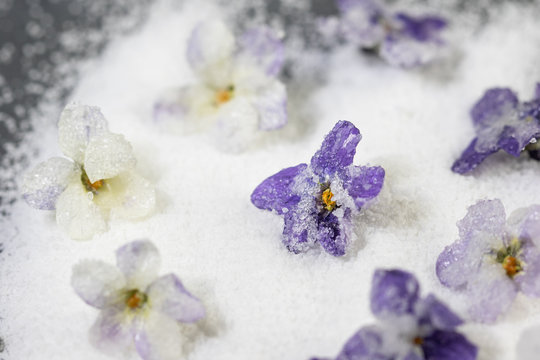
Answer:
[109,172,156,220]
[212,97,260,152]
[58,103,109,164]
[116,239,161,289]
[89,307,134,358]
[133,310,184,360]
[251,79,287,131]
[22,157,79,210]
[237,27,284,77]
[84,132,137,183]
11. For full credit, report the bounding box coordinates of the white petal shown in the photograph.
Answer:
[55,183,108,240]
[22,157,79,210]
[212,97,259,152]
[89,306,134,358]
[84,132,136,183]
[115,240,160,289]
[250,79,287,131]
[133,311,183,360]
[147,274,205,323]
[58,103,109,163]
[186,20,235,88]
[71,260,126,309]
[109,172,156,220]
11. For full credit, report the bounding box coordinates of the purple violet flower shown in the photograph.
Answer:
[336,0,448,68]
[71,240,205,360]
[154,20,287,151]
[251,121,385,256]
[310,269,477,360]
[452,84,540,174]
[436,199,540,323]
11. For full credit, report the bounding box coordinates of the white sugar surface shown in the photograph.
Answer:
[3,1,540,359]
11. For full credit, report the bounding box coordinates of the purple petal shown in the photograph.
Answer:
[89,306,134,357]
[21,157,78,210]
[514,242,540,297]
[422,330,478,360]
[335,326,388,360]
[466,263,518,323]
[436,199,506,289]
[471,88,518,129]
[394,13,447,42]
[311,121,361,178]
[342,165,385,210]
[535,83,540,100]
[251,80,287,131]
[451,137,499,174]
[237,27,284,77]
[147,274,205,323]
[251,164,307,215]
[370,269,419,318]
[317,212,349,257]
[116,240,160,289]
[282,205,318,254]
[71,260,125,309]
[337,0,386,48]
[417,294,462,330]
[509,205,540,248]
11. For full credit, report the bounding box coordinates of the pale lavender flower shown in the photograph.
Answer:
[337,0,448,68]
[72,240,205,360]
[310,269,477,360]
[21,103,155,240]
[452,84,540,174]
[437,199,540,323]
[251,121,384,256]
[154,20,286,151]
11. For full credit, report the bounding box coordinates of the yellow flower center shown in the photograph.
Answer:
[214,86,234,106]
[81,169,105,194]
[322,188,337,212]
[125,290,147,310]
[413,336,424,346]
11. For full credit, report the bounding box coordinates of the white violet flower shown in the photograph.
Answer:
[22,103,156,240]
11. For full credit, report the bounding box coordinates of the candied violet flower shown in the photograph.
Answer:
[154,20,287,151]
[21,103,156,240]
[72,240,205,360]
[337,0,447,68]
[251,121,384,256]
[436,199,540,323]
[452,84,540,174]
[310,269,477,360]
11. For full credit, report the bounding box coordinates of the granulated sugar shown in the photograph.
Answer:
[2,1,540,359]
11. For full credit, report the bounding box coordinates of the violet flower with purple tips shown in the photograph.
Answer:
[310,269,477,360]
[337,0,448,68]
[437,199,540,323]
[452,83,540,174]
[154,20,287,151]
[251,121,384,256]
[71,240,205,360]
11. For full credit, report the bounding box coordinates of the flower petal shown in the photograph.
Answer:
[451,138,499,174]
[108,172,156,220]
[251,79,287,131]
[417,294,462,330]
[116,240,160,289]
[337,0,386,48]
[22,157,79,210]
[89,306,133,358]
[422,330,478,360]
[212,97,259,152]
[311,121,362,178]
[436,199,506,289]
[58,103,109,164]
[186,20,235,88]
[470,88,518,130]
[237,27,284,77]
[394,13,447,42]
[335,326,386,360]
[514,242,540,297]
[342,165,385,210]
[380,34,443,68]
[147,274,205,323]
[71,260,126,309]
[55,183,108,240]
[317,212,349,257]
[251,163,307,215]
[282,204,318,254]
[133,310,183,360]
[507,204,540,247]
[516,325,540,360]
[466,263,518,323]
[370,269,419,318]
[84,132,137,183]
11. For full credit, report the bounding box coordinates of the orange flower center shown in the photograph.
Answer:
[81,170,104,194]
[322,188,337,212]
[125,290,147,310]
[214,86,234,106]
[502,256,521,278]
[413,336,424,345]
